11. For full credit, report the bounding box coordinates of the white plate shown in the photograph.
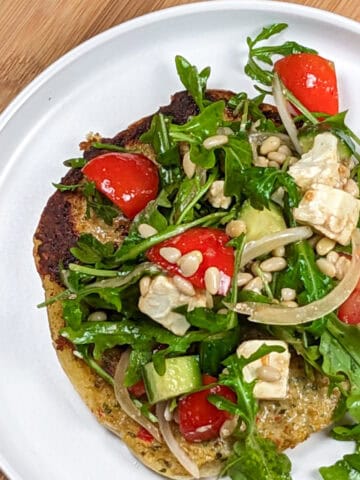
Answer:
[0,1,359,479]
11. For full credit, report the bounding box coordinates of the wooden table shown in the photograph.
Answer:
[0,0,358,478]
[0,0,358,113]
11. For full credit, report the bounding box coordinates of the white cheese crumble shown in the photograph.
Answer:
[293,183,360,245]
[138,275,207,336]
[289,132,347,190]
[289,133,359,245]
[237,340,290,400]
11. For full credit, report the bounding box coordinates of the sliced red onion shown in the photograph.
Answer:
[232,229,360,325]
[272,73,302,155]
[241,226,312,268]
[114,349,162,442]
[156,402,200,479]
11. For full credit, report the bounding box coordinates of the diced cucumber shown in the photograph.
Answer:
[238,200,286,241]
[143,356,201,404]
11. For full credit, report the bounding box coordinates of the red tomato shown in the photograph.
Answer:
[274,53,339,115]
[178,376,236,442]
[82,152,159,219]
[202,374,218,386]
[137,426,154,443]
[128,379,146,398]
[146,227,234,295]
[338,278,360,325]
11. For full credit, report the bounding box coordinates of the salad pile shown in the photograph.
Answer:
[45,24,360,479]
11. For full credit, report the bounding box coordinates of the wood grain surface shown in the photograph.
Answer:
[0,0,359,113]
[0,0,358,479]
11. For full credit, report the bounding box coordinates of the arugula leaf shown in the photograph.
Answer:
[74,345,114,385]
[53,182,81,192]
[238,167,300,210]
[199,327,241,376]
[125,349,152,387]
[63,157,87,168]
[248,23,289,45]
[169,101,226,170]
[140,113,181,167]
[228,92,279,132]
[62,299,88,330]
[91,142,127,153]
[61,319,210,362]
[175,55,210,111]
[186,308,236,333]
[82,180,120,225]
[116,189,171,261]
[245,23,316,87]
[319,444,360,480]
[170,170,217,224]
[170,101,225,145]
[225,433,292,480]
[275,240,333,305]
[53,179,120,225]
[223,136,253,198]
[224,234,246,329]
[237,290,273,304]
[70,233,115,265]
[348,395,360,423]
[320,316,360,394]
[331,424,360,442]
[82,288,122,312]
[188,142,216,169]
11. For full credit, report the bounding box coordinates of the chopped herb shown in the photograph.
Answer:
[245,23,316,87]
[175,55,210,111]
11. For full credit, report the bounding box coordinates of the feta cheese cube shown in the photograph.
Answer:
[138,275,207,336]
[237,340,290,400]
[293,183,360,245]
[289,132,347,190]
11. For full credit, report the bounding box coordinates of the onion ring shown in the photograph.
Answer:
[272,73,302,155]
[241,226,313,268]
[114,349,162,442]
[156,401,200,479]
[232,229,360,325]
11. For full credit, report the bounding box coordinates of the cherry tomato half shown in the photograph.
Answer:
[146,227,234,295]
[128,379,146,398]
[338,278,360,325]
[178,375,236,442]
[82,152,159,219]
[274,53,339,115]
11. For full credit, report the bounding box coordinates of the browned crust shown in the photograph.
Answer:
[34,90,236,281]
[33,90,339,479]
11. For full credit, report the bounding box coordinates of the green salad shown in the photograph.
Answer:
[43,24,360,479]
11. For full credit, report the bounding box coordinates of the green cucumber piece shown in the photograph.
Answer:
[143,356,201,404]
[238,200,286,241]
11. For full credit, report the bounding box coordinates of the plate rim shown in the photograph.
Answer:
[0,1,359,479]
